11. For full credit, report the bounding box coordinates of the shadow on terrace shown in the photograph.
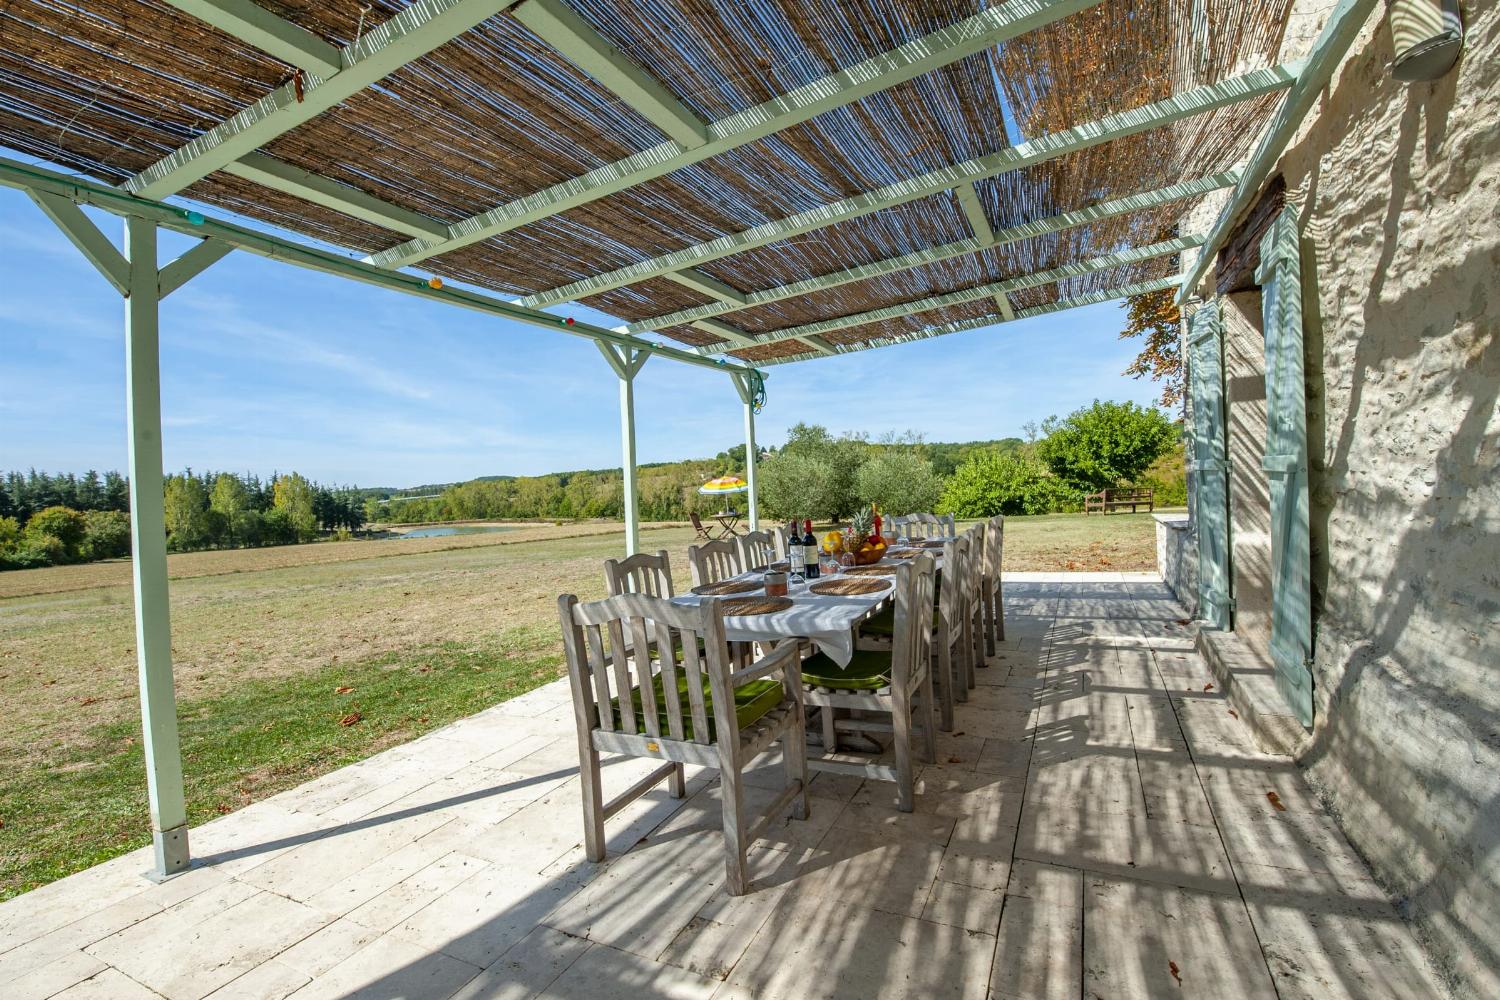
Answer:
[0,578,1444,999]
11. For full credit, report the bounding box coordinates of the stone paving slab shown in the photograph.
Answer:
[0,575,1444,1000]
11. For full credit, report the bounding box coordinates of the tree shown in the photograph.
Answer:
[1120,287,1184,408]
[163,474,212,550]
[757,452,836,522]
[856,452,942,517]
[779,423,866,521]
[272,473,319,542]
[1036,400,1179,492]
[938,453,1077,517]
[209,473,253,544]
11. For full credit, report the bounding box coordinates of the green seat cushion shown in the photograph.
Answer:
[801,647,893,691]
[612,670,783,741]
[858,606,939,638]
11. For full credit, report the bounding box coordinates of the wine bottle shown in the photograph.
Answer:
[786,521,804,583]
[802,519,819,579]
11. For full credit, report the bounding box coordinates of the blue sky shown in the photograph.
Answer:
[0,188,1166,487]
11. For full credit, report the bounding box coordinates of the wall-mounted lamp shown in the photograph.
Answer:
[1387,0,1464,81]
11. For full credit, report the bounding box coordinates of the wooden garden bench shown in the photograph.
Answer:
[1084,487,1155,514]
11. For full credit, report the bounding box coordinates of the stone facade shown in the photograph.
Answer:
[1177,3,1500,995]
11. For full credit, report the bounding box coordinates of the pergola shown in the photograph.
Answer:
[0,0,1372,881]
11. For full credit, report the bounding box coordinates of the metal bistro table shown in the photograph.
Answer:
[711,510,744,537]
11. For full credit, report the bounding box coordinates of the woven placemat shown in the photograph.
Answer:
[691,580,761,596]
[810,577,888,596]
[721,596,794,616]
[888,549,923,559]
[843,565,897,576]
[919,539,947,549]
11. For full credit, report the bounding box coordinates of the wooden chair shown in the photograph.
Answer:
[942,531,975,698]
[889,513,919,538]
[982,516,1005,649]
[738,529,777,571]
[689,511,714,540]
[603,549,675,598]
[770,523,790,560]
[931,512,958,538]
[801,556,938,812]
[688,537,743,587]
[963,524,987,679]
[557,592,809,894]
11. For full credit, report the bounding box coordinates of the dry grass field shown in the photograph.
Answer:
[0,512,1165,899]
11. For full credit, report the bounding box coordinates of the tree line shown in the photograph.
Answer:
[756,401,1185,522]
[0,469,371,570]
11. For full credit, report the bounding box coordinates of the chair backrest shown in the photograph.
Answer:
[889,513,919,538]
[558,592,736,745]
[604,549,675,598]
[933,513,958,538]
[939,532,971,626]
[688,537,743,587]
[770,523,790,559]
[889,554,938,690]
[983,516,1004,584]
[964,524,985,602]
[690,511,709,534]
[738,529,777,571]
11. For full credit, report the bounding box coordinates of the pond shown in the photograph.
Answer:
[398,524,517,539]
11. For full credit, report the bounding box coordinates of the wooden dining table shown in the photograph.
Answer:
[669,543,945,665]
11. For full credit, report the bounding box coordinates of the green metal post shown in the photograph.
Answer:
[599,343,648,556]
[123,216,191,878]
[731,374,760,531]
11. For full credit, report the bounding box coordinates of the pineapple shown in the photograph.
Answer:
[847,506,874,549]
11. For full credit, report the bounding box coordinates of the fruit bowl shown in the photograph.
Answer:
[851,539,888,565]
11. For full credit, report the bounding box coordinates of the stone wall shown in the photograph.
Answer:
[1260,3,1499,995]
[1154,513,1197,614]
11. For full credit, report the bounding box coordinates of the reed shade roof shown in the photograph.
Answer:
[0,0,1292,363]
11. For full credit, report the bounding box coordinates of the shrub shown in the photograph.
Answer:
[856,452,942,517]
[23,505,87,562]
[937,453,1079,517]
[80,510,132,561]
[1036,400,1179,491]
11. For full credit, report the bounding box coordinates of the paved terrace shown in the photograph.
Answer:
[1,574,1442,1000]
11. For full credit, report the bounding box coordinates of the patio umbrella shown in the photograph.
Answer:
[698,475,749,495]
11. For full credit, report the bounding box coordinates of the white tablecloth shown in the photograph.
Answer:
[670,571,893,667]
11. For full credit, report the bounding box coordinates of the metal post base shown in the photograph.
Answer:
[145,825,191,882]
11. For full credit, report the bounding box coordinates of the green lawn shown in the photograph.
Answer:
[0,511,1164,900]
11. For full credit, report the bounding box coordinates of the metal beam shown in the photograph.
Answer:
[625,172,1239,334]
[518,65,1298,309]
[164,0,343,76]
[126,0,513,199]
[0,156,760,378]
[224,154,451,241]
[700,235,1201,353]
[158,238,235,297]
[366,0,1106,269]
[1178,0,1378,302]
[954,182,995,243]
[756,275,1183,365]
[123,216,191,878]
[664,269,749,306]
[512,0,708,148]
[27,192,129,294]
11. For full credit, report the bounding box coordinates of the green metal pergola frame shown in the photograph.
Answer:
[2,0,1380,884]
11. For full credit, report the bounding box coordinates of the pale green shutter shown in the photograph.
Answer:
[1257,207,1314,726]
[1188,301,1232,629]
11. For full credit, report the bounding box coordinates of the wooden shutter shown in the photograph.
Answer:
[1188,301,1232,630]
[1257,207,1314,727]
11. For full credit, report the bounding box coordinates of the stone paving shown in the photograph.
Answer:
[0,574,1444,1000]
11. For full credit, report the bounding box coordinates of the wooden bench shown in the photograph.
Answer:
[1084,487,1155,514]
